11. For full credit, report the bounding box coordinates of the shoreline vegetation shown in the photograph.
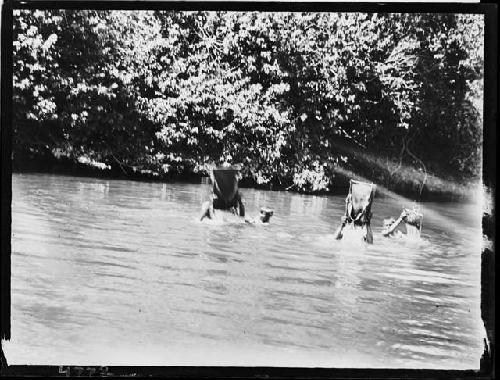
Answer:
[13,149,479,202]
[12,11,484,203]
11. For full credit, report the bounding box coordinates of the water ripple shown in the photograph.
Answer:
[6,173,484,369]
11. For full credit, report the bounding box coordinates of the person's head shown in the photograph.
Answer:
[259,207,274,223]
[383,217,396,229]
[403,207,423,230]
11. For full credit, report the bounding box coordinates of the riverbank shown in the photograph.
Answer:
[12,150,480,202]
[327,137,480,201]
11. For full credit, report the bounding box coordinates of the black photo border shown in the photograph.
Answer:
[1,1,496,378]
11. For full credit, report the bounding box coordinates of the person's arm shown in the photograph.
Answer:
[244,217,255,224]
[382,210,408,236]
[199,200,212,221]
[237,195,245,217]
[365,224,373,244]
[333,216,348,240]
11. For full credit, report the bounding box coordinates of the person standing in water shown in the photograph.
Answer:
[199,164,274,224]
[199,165,245,221]
[333,179,376,244]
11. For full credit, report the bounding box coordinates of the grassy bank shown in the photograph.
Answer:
[328,138,480,201]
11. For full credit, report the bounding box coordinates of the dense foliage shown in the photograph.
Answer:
[12,10,484,192]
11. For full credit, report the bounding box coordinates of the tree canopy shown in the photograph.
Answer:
[13,10,484,193]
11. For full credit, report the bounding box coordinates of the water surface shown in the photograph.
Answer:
[4,173,484,368]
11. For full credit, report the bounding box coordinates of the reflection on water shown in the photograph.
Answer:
[4,173,484,368]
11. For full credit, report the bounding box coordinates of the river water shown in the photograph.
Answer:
[4,173,485,368]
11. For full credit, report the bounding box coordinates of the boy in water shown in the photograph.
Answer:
[382,207,422,239]
[245,207,274,224]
